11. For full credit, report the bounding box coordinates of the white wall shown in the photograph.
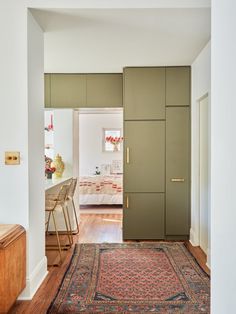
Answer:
[54,109,74,177]
[0,4,47,300]
[44,110,54,159]
[191,41,211,266]
[79,113,123,176]
[26,11,48,297]
[211,1,236,313]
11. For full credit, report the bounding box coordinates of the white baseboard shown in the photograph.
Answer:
[189,228,199,247]
[18,256,48,300]
[206,247,211,269]
[80,209,123,214]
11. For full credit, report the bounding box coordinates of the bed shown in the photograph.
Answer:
[79,175,123,205]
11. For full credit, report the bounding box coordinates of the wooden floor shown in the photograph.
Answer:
[10,213,209,314]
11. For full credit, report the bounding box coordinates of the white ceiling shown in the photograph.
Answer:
[32,8,211,73]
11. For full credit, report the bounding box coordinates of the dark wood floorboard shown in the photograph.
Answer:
[10,213,209,314]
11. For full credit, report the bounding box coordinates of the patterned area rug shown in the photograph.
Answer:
[47,243,210,313]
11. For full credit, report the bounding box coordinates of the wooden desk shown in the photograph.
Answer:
[0,224,26,313]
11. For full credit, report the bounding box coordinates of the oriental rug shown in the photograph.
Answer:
[47,243,210,313]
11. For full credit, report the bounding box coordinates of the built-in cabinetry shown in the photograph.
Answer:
[45,73,123,108]
[50,74,86,108]
[166,107,190,236]
[123,66,190,240]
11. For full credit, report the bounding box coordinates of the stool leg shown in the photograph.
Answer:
[62,205,72,247]
[45,211,52,236]
[72,198,79,235]
[51,211,62,265]
[65,204,73,245]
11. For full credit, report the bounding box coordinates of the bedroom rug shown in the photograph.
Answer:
[47,243,210,313]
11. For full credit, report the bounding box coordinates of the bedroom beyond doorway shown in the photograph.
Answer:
[78,108,123,216]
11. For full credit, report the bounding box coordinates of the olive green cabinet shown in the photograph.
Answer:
[124,121,165,193]
[166,107,190,235]
[50,74,86,108]
[45,73,123,108]
[123,193,165,239]
[166,67,190,107]
[44,74,51,108]
[124,67,165,120]
[86,74,122,107]
[123,66,190,240]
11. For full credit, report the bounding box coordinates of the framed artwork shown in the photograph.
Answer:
[103,128,123,152]
[111,160,123,174]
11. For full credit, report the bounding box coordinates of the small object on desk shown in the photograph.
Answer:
[94,166,101,175]
[51,154,65,178]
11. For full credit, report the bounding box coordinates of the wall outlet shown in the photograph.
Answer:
[5,152,20,165]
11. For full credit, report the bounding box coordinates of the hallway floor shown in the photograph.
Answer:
[10,213,209,314]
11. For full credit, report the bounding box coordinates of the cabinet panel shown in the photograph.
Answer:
[124,121,165,192]
[44,74,51,108]
[86,74,122,107]
[124,67,165,120]
[123,193,165,239]
[166,107,190,235]
[166,67,190,106]
[50,74,86,108]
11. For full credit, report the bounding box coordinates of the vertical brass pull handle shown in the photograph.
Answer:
[126,147,130,164]
[126,196,129,209]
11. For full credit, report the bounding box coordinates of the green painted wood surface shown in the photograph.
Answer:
[166,67,190,106]
[124,121,165,193]
[123,67,165,120]
[44,74,51,108]
[123,193,165,239]
[45,73,122,108]
[86,74,122,107]
[50,74,86,108]
[165,107,190,235]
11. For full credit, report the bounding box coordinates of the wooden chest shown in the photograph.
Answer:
[0,224,26,313]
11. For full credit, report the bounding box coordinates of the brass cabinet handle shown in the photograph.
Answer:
[126,147,130,164]
[171,178,185,182]
[126,195,129,208]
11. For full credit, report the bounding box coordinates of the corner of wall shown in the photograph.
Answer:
[18,256,48,300]
[189,228,199,247]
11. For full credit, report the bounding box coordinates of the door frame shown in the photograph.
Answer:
[190,92,211,267]
[199,94,209,254]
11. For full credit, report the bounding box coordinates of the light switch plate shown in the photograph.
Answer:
[5,152,20,165]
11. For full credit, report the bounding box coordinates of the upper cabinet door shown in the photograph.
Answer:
[44,74,51,108]
[50,74,86,108]
[166,67,190,107]
[124,67,165,120]
[124,121,165,193]
[86,74,123,107]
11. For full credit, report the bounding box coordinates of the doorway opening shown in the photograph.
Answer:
[78,108,123,242]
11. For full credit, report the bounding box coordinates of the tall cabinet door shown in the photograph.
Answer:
[124,67,165,120]
[166,67,190,107]
[124,121,165,192]
[166,107,190,235]
[123,193,165,239]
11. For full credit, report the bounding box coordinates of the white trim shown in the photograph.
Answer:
[77,108,123,115]
[18,256,48,300]
[29,0,211,10]
[189,228,199,247]
[206,247,211,269]
[80,208,123,214]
